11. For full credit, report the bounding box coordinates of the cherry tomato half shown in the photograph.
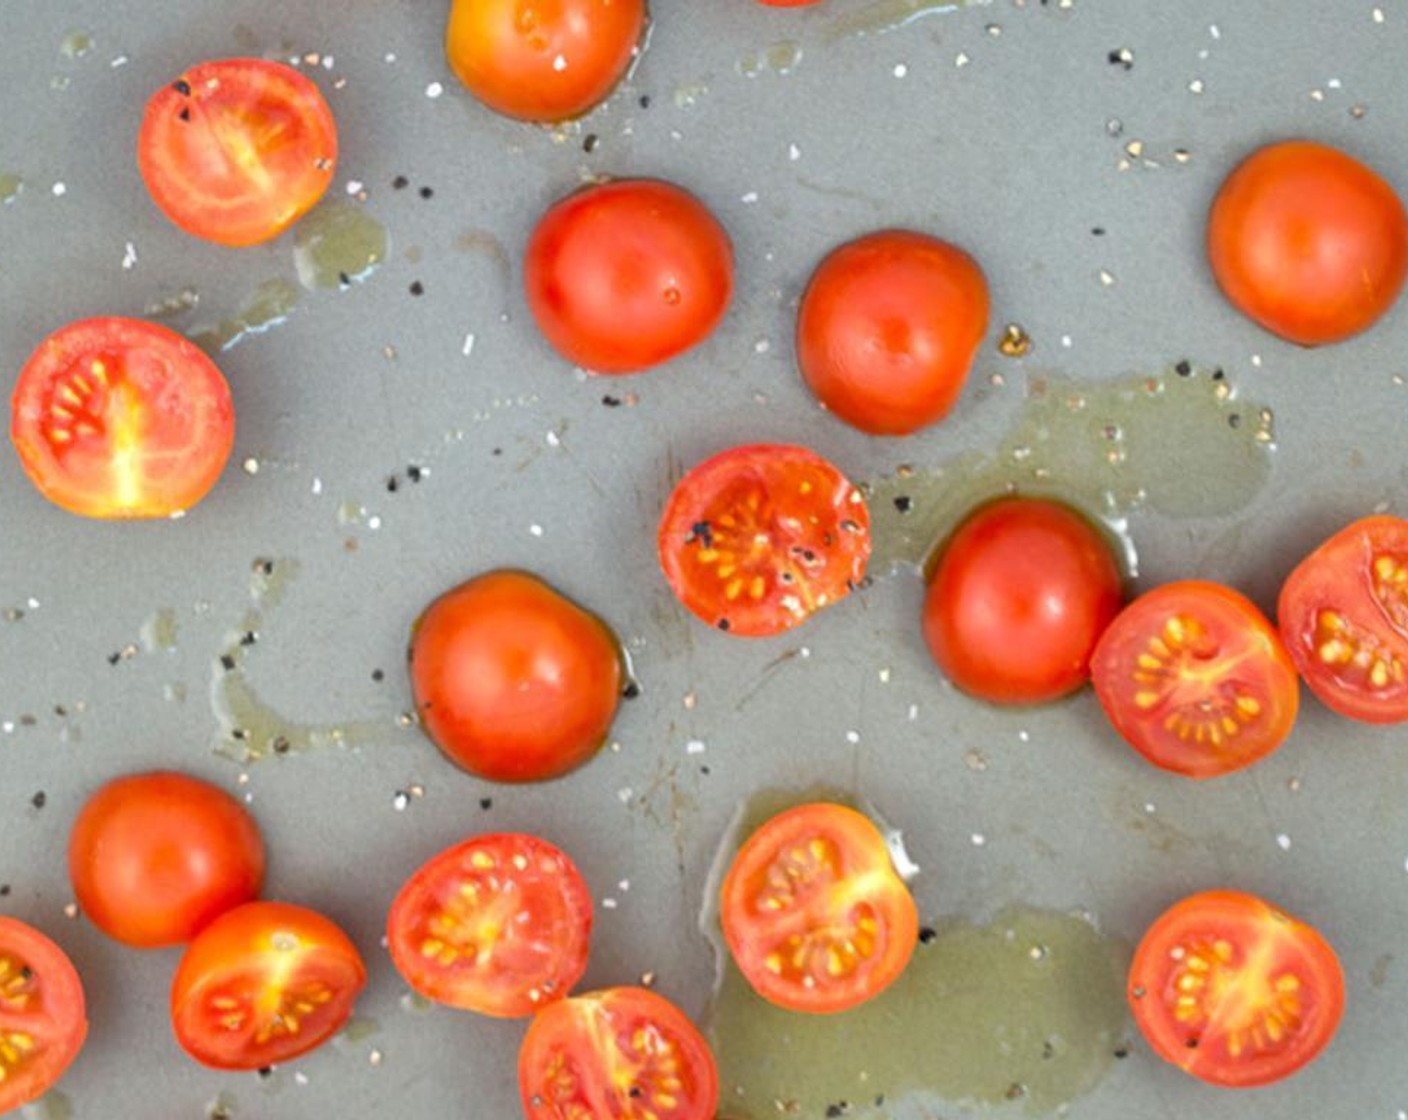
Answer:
[0,917,87,1114]
[1091,581,1300,779]
[1278,515,1408,723]
[721,803,917,1014]
[796,230,990,435]
[446,0,644,123]
[525,179,734,374]
[519,986,718,1120]
[410,570,623,782]
[922,498,1122,705]
[1129,890,1344,1088]
[388,833,592,1018]
[11,317,235,518]
[139,58,337,247]
[1207,140,1408,346]
[170,901,365,1071]
[658,444,871,637]
[70,771,265,949]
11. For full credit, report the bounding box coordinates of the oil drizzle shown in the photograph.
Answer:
[59,31,92,58]
[189,279,301,352]
[293,202,388,289]
[140,608,179,652]
[826,0,970,41]
[866,366,1274,573]
[737,41,803,77]
[22,1091,73,1120]
[0,173,22,205]
[703,791,1129,1119]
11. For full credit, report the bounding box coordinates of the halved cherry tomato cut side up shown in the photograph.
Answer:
[1091,581,1299,779]
[170,901,365,1070]
[0,917,87,1114]
[10,317,235,519]
[1277,515,1408,724]
[658,444,871,637]
[720,802,918,1014]
[519,986,718,1120]
[139,58,337,247]
[388,833,592,1018]
[1129,890,1344,1088]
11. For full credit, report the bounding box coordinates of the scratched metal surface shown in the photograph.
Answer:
[1,0,1407,1117]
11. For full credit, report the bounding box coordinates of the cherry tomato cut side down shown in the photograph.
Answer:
[0,917,87,1115]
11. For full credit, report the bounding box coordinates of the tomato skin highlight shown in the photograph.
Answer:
[922,498,1122,705]
[387,833,592,1018]
[446,0,644,123]
[657,444,872,637]
[410,570,623,783]
[1278,515,1408,724]
[69,771,265,949]
[1128,890,1344,1088]
[519,986,719,1120]
[525,179,735,374]
[1207,140,1408,346]
[139,58,337,247]
[10,317,235,519]
[797,229,990,435]
[721,803,918,1014]
[0,917,87,1114]
[170,901,366,1071]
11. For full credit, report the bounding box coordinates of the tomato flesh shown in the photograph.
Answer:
[69,771,264,949]
[1208,140,1408,346]
[446,0,644,123]
[658,444,871,637]
[519,987,718,1120]
[170,901,365,1070]
[720,803,917,1014]
[410,570,623,782]
[1278,515,1408,723]
[139,58,337,247]
[11,317,234,518]
[922,498,1122,705]
[0,918,86,1114]
[388,833,592,1018]
[1092,581,1299,779]
[1129,890,1344,1088]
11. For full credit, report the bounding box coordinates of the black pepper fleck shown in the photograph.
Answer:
[1228,414,1242,429]
[392,175,409,190]
[409,281,424,296]
[239,631,258,647]
[0,885,9,897]
[178,107,191,122]
[1175,360,1193,377]
[583,134,599,153]
[407,464,425,482]
[622,680,641,700]
[480,797,493,810]
[893,496,913,513]
[1211,367,1226,381]
[1091,226,1106,236]
[918,926,937,944]
[338,271,352,287]
[30,791,45,810]
[172,79,192,95]
[602,394,622,407]
[419,186,434,200]
[1113,1046,1129,1060]
[386,476,400,493]
[372,669,385,682]
[220,654,237,672]
[690,520,714,548]
[638,94,651,109]
[717,618,731,632]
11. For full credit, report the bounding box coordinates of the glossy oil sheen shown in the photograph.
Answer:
[293,202,388,289]
[190,279,302,352]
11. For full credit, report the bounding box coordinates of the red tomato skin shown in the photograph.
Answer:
[139,59,337,247]
[525,179,735,374]
[1208,141,1408,345]
[922,498,1122,704]
[170,901,366,1071]
[446,0,644,123]
[386,832,592,1017]
[1277,515,1408,723]
[410,570,623,782]
[10,317,235,519]
[69,771,264,949]
[797,230,990,435]
[759,0,821,6]
[0,917,87,1114]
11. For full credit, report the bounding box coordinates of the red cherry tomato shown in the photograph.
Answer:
[0,917,87,1114]
[387,833,592,1018]
[721,803,917,1014]
[519,987,718,1120]
[1278,515,1408,723]
[410,570,624,782]
[922,498,1122,704]
[446,0,644,122]
[1129,890,1344,1088]
[170,901,365,1071]
[759,0,821,6]
[658,444,872,637]
[10,317,235,518]
[70,771,265,949]
[797,229,990,435]
[139,58,337,247]
[1092,581,1300,779]
[1207,140,1408,345]
[525,179,735,374]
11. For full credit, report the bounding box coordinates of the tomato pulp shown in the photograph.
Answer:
[0,918,87,1114]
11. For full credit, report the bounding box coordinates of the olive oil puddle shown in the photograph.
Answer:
[210,559,412,763]
[702,791,1130,1119]
[826,0,978,41]
[190,279,301,352]
[140,607,179,651]
[22,1091,72,1120]
[0,173,22,204]
[866,365,1274,574]
[737,41,803,78]
[293,201,388,290]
